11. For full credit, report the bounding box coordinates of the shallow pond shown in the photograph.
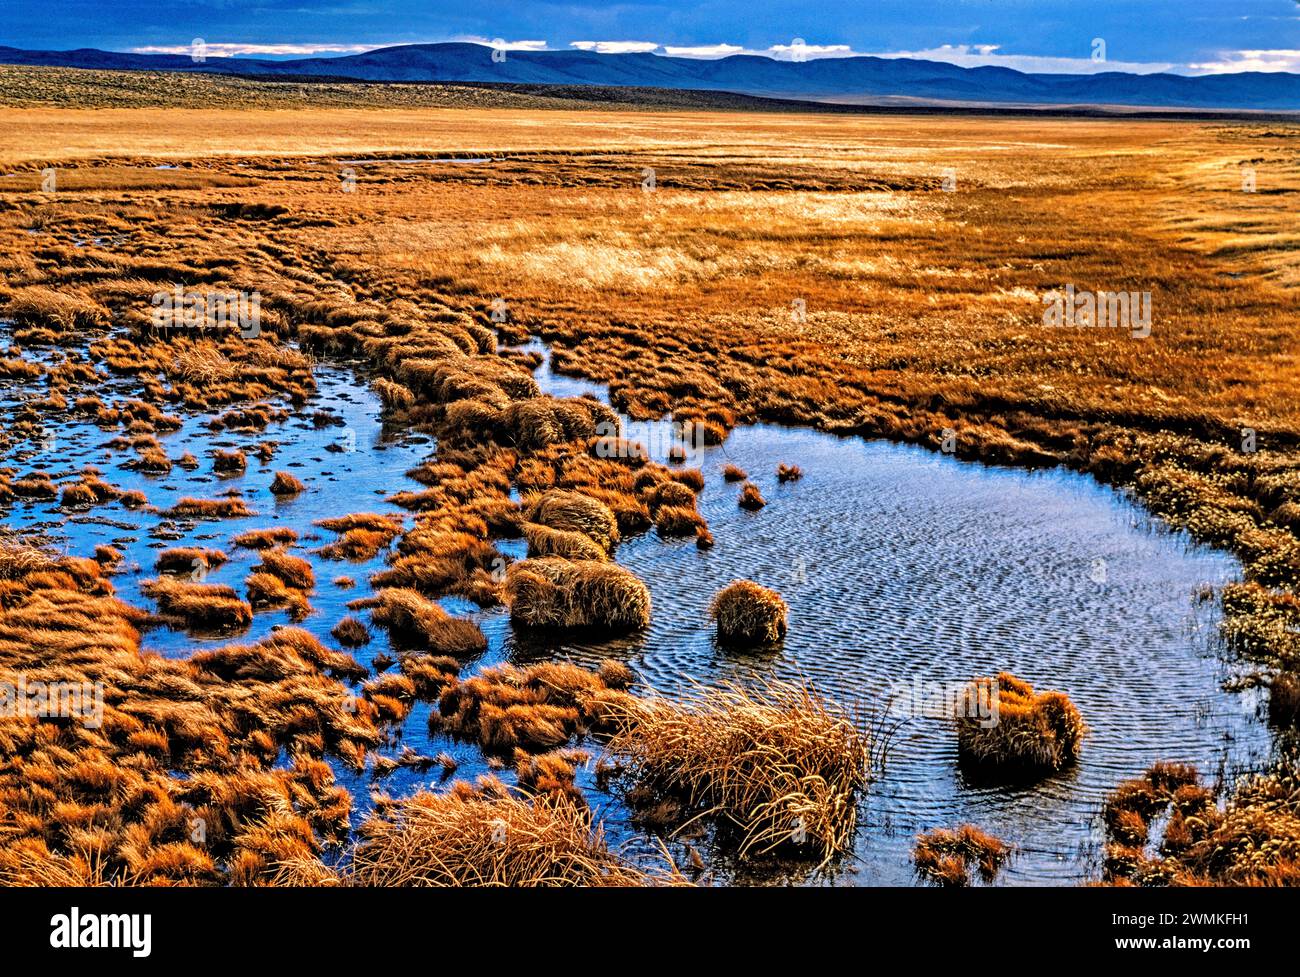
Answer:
[0,329,1272,885]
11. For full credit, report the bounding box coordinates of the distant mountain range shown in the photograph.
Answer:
[3,42,1299,111]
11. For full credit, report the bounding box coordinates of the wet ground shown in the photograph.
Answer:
[0,327,1272,885]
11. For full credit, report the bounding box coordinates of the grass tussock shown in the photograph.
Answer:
[362,587,487,657]
[168,496,254,519]
[232,527,298,550]
[913,825,1012,886]
[316,512,402,560]
[346,779,664,886]
[738,483,766,511]
[141,576,253,632]
[955,673,1085,777]
[709,580,788,646]
[604,680,870,864]
[156,547,229,575]
[776,463,803,483]
[330,615,371,648]
[502,558,651,632]
[434,661,632,753]
[523,489,619,553]
[270,471,305,495]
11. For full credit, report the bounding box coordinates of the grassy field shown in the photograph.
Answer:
[2,70,1299,885]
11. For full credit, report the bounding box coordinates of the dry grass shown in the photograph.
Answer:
[722,463,748,482]
[955,672,1085,776]
[232,527,298,550]
[523,489,619,553]
[738,483,767,511]
[141,576,253,632]
[913,824,1012,886]
[434,660,631,753]
[156,547,228,574]
[0,549,379,886]
[709,580,788,646]
[502,558,651,632]
[270,470,305,496]
[167,496,254,519]
[346,779,665,887]
[603,680,870,865]
[362,587,487,657]
[1101,763,1300,887]
[330,615,371,648]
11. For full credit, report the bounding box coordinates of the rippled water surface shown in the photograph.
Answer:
[2,330,1272,885]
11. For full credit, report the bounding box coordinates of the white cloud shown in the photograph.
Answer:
[870,44,1175,74]
[661,41,849,60]
[132,43,378,56]
[1188,49,1300,73]
[571,41,660,54]
[768,42,853,60]
[457,36,549,52]
[661,44,744,58]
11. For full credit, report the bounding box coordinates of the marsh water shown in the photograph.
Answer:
[1,326,1273,885]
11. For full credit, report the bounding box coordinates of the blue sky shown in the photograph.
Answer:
[2,1,1298,74]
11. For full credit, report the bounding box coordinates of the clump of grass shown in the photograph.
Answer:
[331,615,371,648]
[645,480,697,512]
[168,496,254,519]
[654,505,705,538]
[597,659,635,689]
[6,285,109,332]
[255,549,315,591]
[524,489,619,553]
[374,377,416,410]
[94,544,123,568]
[156,547,229,574]
[738,482,766,511]
[400,653,462,700]
[434,661,631,753]
[709,580,787,645]
[913,825,1012,886]
[59,482,99,508]
[119,489,147,508]
[346,779,662,886]
[604,680,870,865]
[515,747,590,803]
[776,463,803,483]
[364,587,487,657]
[270,470,305,495]
[502,558,650,632]
[315,512,402,560]
[955,673,1085,776]
[213,449,247,473]
[722,463,748,482]
[12,474,57,499]
[232,527,298,550]
[141,576,253,632]
[524,522,608,561]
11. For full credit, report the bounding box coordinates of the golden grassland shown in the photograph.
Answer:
[1,79,1299,884]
